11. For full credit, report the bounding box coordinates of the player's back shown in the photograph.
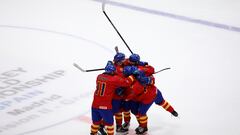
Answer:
[92,73,127,109]
[136,85,157,104]
[114,63,124,77]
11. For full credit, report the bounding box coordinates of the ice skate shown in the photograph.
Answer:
[98,124,107,135]
[171,110,178,117]
[116,125,128,135]
[135,126,148,135]
[122,122,130,131]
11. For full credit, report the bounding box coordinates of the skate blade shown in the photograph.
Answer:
[116,131,129,135]
[136,132,148,135]
[97,131,107,135]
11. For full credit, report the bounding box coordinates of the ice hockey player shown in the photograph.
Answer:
[90,61,135,135]
[134,80,178,134]
[123,54,178,134]
[113,52,126,74]
[122,68,178,134]
[108,53,154,134]
[112,52,132,134]
[124,54,154,133]
[128,54,178,116]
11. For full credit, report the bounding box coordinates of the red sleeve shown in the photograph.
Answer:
[138,65,155,76]
[113,75,135,88]
[124,81,145,101]
[136,85,157,104]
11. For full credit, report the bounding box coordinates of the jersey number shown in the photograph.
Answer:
[96,81,106,96]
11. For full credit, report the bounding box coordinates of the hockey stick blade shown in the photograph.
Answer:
[73,63,105,72]
[102,0,106,11]
[154,67,171,74]
[73,63,86,72]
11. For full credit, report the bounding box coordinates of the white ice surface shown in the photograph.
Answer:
[0,0,240,135]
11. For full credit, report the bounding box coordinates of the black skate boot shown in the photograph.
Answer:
[98,124,107,135]
[116,125,128,134]
[135,126,148,134]
[122,122,130,131]
[171,110,178,117]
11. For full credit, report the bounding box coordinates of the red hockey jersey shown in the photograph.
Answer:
[113,63,125,100]
[124,81,144,101]
[136,85,157,104]
[124,77,157,104]
[92,73,135,110]
[138,65,155,76]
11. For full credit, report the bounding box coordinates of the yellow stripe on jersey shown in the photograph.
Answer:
[128,75,135,82]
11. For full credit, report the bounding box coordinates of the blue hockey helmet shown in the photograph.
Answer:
[123,66,137,76]
[114,52,125,63]
[138,76,151,85]
[105,61,116,74]
[129,53,140,63]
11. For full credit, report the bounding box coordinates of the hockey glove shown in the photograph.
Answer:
[115,87,125,96]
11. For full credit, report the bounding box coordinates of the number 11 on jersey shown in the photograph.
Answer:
[96,81,106,96]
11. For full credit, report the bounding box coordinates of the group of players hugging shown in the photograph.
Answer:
[90,51,178,135]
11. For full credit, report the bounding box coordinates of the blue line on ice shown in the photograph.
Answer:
[93,0,240,33]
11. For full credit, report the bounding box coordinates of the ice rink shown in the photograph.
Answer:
[0,0,240,135]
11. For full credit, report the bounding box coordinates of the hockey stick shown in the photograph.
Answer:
[102,2,172,75]
[154,67,171,74]
[102,2,134,54]
[73,63,104,72]
[73,46,118,73]
[115,46,170,74]
[74,62,169,74]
